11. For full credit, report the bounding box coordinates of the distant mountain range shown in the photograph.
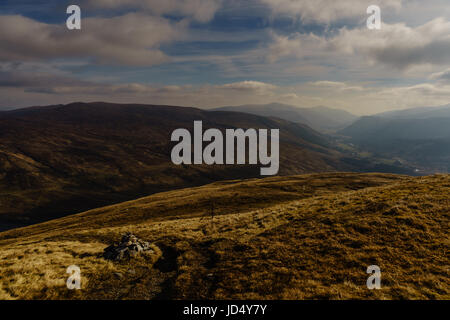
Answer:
[214,103,358,132]
[0,102,389,230]
[338,104,450,172]
[213,102,450,172]
[376,104,450,119]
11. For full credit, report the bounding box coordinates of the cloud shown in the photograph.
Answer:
[267,18,450,70]
[310,81,348,88]
[25,80,277,97]
[84,0,222,23]
[4,70,450,116]
[0,62,91,88]
[430,68,450,83]
[385,83,450,97]
[267,32,320,63]
[0,14,183,66]
[1,0,449,115]
[0,77,280,110]
[261,0,402,24]
[332,18,450,69]
[0,72,87,89]
[310,81,364,92]
[215,81,277,94]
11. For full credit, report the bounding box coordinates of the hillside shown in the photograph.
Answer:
[214,103,358,132]
[0,172,448,300]
[0,102,396,230]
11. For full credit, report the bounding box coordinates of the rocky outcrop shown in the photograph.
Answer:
[103,233,160,261]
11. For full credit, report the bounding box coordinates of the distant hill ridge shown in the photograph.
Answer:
[213,103,358,132]
[0,101,375,230]
[376,103,450,119]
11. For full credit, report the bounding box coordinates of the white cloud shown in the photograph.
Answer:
[267,18,450,70]
[430,68,450,83]
[331,18,450,69]
[216,81,277,94]
[261,0,402,24]
[0,14,183,66]
[310,81,364,92]
[266,31,325,63]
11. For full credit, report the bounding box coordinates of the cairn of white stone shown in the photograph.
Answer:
[103,232,154,261]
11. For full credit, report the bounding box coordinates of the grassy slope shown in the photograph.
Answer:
[0,173,448,300]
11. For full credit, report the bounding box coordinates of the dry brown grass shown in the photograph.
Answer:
[0,173,448,300]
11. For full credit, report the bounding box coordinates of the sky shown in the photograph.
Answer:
[0,0,450,115]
